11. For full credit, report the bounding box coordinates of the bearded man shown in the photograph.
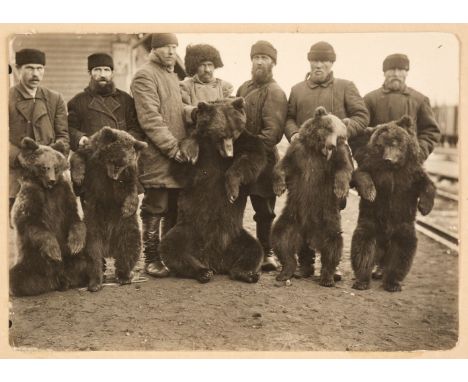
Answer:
[364,53,440,161]
[9,48,69,210]
[236,40,287,272]
[68,52,140,151]
[363,53,440,280]
[285,41,369,280]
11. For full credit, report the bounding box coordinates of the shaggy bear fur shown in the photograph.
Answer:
[159,98,267,283]
[272,106,354,287]
[10,138,88,296]
[70,127,147,292]
[351,115,436,292]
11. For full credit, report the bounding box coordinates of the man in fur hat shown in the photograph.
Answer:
[131,33,190,278]
[236,40,288,272]
[180,44,233,106]
[285,41,369,280]
[68,52,141,152]
[9,48,69,211]
[363,53,440,279]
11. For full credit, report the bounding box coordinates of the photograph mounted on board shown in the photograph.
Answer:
[6,30,459,352]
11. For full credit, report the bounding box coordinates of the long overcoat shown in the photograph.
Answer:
[364,85,440,160]
[9,84,69,197]
[131,55,187,189]
[237,78,287,198]
[67,86,141,151]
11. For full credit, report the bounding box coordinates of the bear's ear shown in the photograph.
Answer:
[50,141,67,156]
[231,97,245,110]
[20,137,39,151]
[396,115,414,130]
[197,101,212,111]
[133,140,148,152]
[314,106,328,118]
[99,126,118,145]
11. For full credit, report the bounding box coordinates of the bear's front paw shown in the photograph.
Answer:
[68,222,86,254]
[418,197,434,216]
[41,239,62,262]
[273,179,286,196]
[334,178,349,200]
[357,182,377,202]
[225,175,240,204]
[71,171,85,186]
[121,195,139,217]
[179,137,199,164]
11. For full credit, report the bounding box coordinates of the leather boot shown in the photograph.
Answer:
[142,214,169,278]
[371,265,384,280]
[294,244,316,278]
[257,220,280,272]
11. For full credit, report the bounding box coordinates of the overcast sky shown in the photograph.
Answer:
[177,32,459,106]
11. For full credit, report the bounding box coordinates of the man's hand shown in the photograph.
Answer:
[79,136,89,147]
[174,150,185,163]
[290,133,300,143]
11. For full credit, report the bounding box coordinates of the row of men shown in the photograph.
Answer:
[9,33,440,280]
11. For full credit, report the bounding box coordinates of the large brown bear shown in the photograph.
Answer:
[272,106,354,287]
[159,98,267,283]
[351,116,436,292]
[70,127,147,292]
[10,138,88,296]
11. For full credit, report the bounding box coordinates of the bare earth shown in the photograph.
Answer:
[8,191,458,353]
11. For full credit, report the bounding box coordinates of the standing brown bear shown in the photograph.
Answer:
[351,116,436,292]
[159,98,268,283]
[10,138,88,296]
[272,106,354,287]
[70,127,147,292]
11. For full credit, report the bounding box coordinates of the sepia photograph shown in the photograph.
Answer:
[2,26,463,355]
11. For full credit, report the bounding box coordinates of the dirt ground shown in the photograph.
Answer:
[8,191,458,353]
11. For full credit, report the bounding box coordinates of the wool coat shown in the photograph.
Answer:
[67,85,141,151]
[364,85,440,160]
[237,78,287,197]
[130,54,188,189]
[9,84,69,198]
[285,72,369,141]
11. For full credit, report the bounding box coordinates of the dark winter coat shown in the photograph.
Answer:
[236,78,287,197]
[130,53,188,189]
[67,85,141,151]
[364,85,440,160]
[285,72,369,141]
[9,84,69,198]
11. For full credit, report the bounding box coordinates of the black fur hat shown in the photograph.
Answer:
[383,53,410,71]
[88,53,114,71]
[307,41,336,62]
[16,48,46,66]
[184,44,223,76]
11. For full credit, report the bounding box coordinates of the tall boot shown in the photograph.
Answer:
[256,220,280,272]
[142,214,169,278]
[294,244,316,278]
